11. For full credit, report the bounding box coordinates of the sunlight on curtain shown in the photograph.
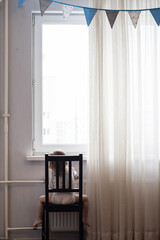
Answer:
[87,0,160,239]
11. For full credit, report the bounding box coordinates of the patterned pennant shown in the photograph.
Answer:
[128,11,141,28]
[18,0,26,8]
[83,8,97,26]
[150,8,160,26]
[62,5,74,21]
[105,10,119,28]
[39,0,52,16]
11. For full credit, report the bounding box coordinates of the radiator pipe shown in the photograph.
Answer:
[3,0,9,237]
[0,180,44,184]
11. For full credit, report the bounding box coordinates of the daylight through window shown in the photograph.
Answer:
[33,14,89,154]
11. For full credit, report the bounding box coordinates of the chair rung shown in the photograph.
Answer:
[49,189,79,193]
[47,155,82,161]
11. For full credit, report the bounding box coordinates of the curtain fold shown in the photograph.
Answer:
[87,1,160,239]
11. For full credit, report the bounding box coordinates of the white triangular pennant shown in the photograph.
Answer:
[105,10,119,28]
[39,0,52,16]
[128,11,141,28]
[62,5,74,21]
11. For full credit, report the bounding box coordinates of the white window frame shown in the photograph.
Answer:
[32,12,89,156]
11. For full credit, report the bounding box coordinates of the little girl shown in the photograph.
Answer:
[33,150,90,228]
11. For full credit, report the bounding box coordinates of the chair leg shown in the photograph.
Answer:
[46,210,49,240]
[42,212,45,240]
[79,208,83,240]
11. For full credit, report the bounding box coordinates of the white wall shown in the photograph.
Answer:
[0,0,88,238]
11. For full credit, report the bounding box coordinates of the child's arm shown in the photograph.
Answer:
[72,167,79,180]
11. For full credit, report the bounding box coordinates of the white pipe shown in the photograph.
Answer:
[0,180,44,184]
[7,227,41,231]
[3,0,9,238]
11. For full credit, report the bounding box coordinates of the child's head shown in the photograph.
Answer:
[49,150,66,173]
[51,150,65,156]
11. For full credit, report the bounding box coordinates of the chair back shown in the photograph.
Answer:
[45,154,83,205]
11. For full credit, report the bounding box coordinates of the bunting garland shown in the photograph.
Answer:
[18,0,160,28]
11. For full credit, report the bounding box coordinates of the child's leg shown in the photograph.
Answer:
[75,194,90,227]
[33,195,45,227]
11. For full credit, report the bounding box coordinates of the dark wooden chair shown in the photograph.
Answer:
[42,154,83,240]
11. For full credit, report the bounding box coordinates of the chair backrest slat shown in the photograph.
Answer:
[69,160,72,190]
[62,160,65,189]
[79,154,83,204]
[56,159,59,189]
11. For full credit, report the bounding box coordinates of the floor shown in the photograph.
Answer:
[0,238,78,240]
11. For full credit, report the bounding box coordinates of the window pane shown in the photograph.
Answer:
[42,24,89,145]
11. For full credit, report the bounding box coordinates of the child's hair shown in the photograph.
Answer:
[49,150,66,175]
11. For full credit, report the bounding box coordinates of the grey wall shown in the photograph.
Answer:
[0,0,88,238]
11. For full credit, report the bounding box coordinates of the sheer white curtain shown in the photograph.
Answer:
[87,0,160,239]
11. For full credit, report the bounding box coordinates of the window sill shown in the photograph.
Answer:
[26,155,45,161]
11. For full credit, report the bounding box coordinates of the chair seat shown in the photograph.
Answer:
[43,202,82,212]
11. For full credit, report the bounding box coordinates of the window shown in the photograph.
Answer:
[32,13,89,155]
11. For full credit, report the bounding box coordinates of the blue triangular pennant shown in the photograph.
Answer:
[150,8,160,26]
[83,8,97,26]
[18,0,26,8]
